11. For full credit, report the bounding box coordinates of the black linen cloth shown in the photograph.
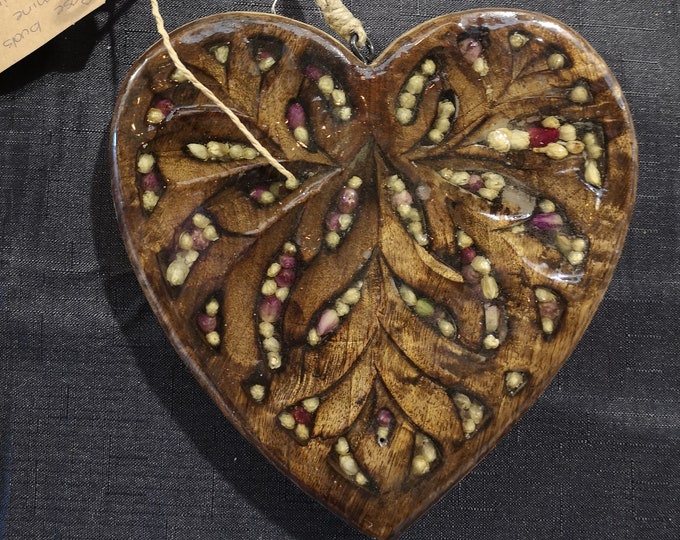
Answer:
[1,0,678,538]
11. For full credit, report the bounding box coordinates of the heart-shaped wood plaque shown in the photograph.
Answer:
[111,10,636,539]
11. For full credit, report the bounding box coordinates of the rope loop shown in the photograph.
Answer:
[314,0,368,47]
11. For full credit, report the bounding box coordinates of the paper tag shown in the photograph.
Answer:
[0,0,105,73]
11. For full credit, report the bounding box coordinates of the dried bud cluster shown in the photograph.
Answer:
[398,284,458,339]
[387,174,429,246]
[279,397,320,442]
[395,58,439,125]
[332,437,370,487]
[307,281,364,346]
[186,140,260,162]
[453,392,485,438]
[136,152,165,212]
[456,229,505,350]
[411,433,438,476]
[197,297,221,347]
[486,116,606,190]
[305,65,352,121]
[527,198,589,266]
[165,212,220,286]
[258,243,299,370]
[325,176,363,249]
[534,287,564,335]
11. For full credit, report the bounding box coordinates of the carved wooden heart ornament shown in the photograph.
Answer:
[111,10,636,539]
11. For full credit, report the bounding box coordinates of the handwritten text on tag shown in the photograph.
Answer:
[1,0,105,73]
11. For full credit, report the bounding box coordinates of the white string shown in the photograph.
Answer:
[149,0,298,187]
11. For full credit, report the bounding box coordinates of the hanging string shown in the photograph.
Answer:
[314,0,368,47]
[149,0,299,188]
[148,0,371,185]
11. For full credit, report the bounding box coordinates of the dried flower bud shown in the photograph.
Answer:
[259,295,283,323]
[137,153,155,174]
[584,159,602,187]
[396,107,413,125]
[337,188,359,213]
[166,259,189,286]
[187,143,209,161]
[437,319,456,337]
[487,129,511,152]
[317,75,334,95]
[376,408,394,427]
[316,309,340,336]
[197,313,217,333]
[481,276,499,299]
[212,45,229,64]
[529,126,560,148]
[459,37,483,63]
[569,84,591,104]
[305,65,323,81]
[420,59,436,76]
[547,53,566,69]
[287,102,306,129]
[531,212,564,230]
[405,74,425,94]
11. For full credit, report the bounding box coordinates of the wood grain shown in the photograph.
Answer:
[111,10,636,539]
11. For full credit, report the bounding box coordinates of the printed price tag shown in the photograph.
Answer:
[0,0,105,73]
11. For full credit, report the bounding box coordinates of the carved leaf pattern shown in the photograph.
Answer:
[111,11,636,539]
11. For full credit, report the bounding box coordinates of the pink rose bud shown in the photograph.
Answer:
[391,190,413,207]
[250,186,272,204]
[197,313,217,333]
[304,65,323,81]
[259,295,283,322]
[141,172,161,192]
[461,264,481,283]
[467,174,484,193]
[191,228,211,250]
[316,309,340,336]
[278,254,297,269]
[376,408,394,427]
[459,37,482,63]
[539,301,561,319]
[531,212,563,230]
[337,188,359,213]
[275,268,296,288]
[154,98,174,116]
[326,212,341,231]
[460,247,477,265]
[287,103,306,129]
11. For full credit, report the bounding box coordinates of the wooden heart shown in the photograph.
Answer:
[110,10,636,539]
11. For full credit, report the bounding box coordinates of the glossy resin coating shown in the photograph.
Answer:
[111,11,636,539]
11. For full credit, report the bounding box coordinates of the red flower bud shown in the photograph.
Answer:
[529,127,559,148]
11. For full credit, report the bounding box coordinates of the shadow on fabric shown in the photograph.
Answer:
[89,131,362,539]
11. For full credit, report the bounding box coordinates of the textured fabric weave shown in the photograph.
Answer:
[1,0,678,538]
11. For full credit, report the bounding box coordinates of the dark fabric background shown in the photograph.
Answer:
[1,0,678,538]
